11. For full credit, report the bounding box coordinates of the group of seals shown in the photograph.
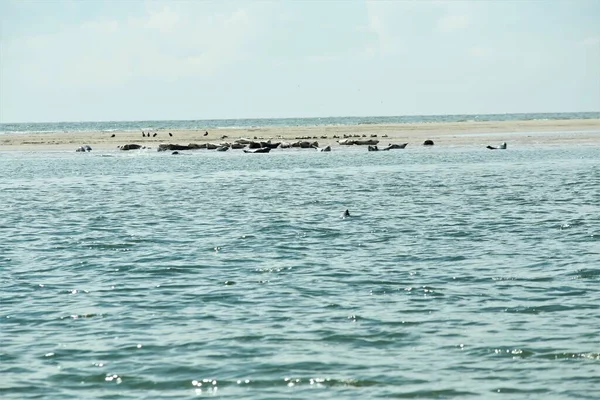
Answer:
[368,141,432,151]
[368,143,409,151]
[91,135,508,154]
[338,138,379,146]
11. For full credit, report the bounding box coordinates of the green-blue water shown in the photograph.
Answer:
[1,144,599,399]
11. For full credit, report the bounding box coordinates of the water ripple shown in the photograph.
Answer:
[1,145,599,399]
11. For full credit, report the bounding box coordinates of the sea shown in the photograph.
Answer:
[1,113,599,399]
[1,111,599,134]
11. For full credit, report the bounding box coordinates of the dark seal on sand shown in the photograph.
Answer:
[487,142,507,150]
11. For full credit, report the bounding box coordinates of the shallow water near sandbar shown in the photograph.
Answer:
[1,144,599,399]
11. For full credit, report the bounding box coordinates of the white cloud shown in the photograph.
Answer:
[81,19,119,34]
[306,55,338,63]
[139,5,180,33]
[362,1,473,57]
[5,3,269,90]
[362,1,411,57]
[580,36,600,47]
[468,46,495,59]
[437,14,469,32]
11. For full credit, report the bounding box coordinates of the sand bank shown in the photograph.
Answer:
[1,118,599,151]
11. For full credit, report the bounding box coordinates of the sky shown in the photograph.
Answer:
[0,0,599,123]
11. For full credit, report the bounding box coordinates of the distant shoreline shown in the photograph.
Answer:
[1,112,599,134]
[1,118,599,152]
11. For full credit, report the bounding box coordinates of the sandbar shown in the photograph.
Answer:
[1,118,599,152]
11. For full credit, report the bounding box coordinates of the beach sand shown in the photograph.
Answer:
[1,119,599,152]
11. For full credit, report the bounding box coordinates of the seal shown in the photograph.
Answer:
[382,143,407,150]
[487,142,507,150]
[120,144,143,151]
[313,145,331,152]
[243,147,271,153]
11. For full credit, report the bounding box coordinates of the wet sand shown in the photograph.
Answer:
[1,119,599,151]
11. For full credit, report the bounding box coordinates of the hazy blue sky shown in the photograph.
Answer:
[1,0,599,123]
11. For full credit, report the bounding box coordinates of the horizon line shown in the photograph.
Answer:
[1,110,599,125]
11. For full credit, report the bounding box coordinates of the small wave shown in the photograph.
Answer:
[539,352,600,360]
[503,304,598,314]
[569,268,600,279]
[215,126,255,130]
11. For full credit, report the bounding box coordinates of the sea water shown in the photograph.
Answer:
[1,144,599,399]
[1,111,599,134]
